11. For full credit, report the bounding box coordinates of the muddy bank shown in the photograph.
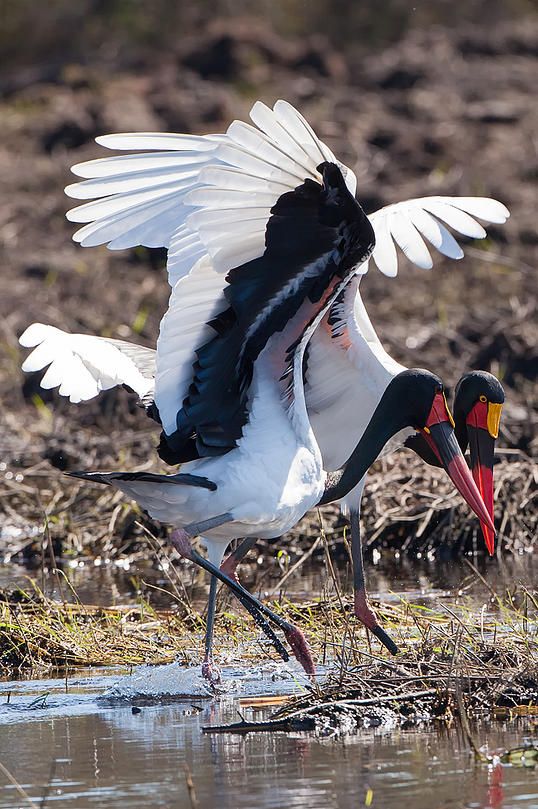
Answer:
[0,16,536,562]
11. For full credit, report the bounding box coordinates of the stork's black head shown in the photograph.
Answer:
[320,368,494,538]
[405,369,504,556]
[454,370,505,416]
[454,370,504,556]
[381,368,446,431]
[453,371,505,445]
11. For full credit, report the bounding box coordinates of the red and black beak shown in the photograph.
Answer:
[465,399,502,555]
[419,393,495,541]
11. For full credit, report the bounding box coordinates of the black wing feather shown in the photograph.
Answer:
[160,162,374,463]
[67,470,217,490]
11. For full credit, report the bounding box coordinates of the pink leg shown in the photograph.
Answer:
[169,528,316,676]
[354,587,380,630]
[220,536,258,583]
[350,511,398,655]
[169,527,195,559]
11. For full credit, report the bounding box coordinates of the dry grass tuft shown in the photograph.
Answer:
[1,573,536,731]
[270,584,538,733]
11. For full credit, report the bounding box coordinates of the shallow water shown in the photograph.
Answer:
[0,556,536,808]
[1,550,535,611]
[0,665,536,809]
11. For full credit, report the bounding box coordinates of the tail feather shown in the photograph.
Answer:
[67,470,217,491]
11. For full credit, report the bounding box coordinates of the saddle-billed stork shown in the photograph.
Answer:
[19,101,502,677]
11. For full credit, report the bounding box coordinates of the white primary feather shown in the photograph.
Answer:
[370,196,510,276]
[94,133,223,153]
[227,120,313,179]
[248,104,322,173]
[107,207,189,252]
[19,324,154,405]
[70,153,200,180]
[155,256,225,434]
[67,179,197,224]
[65,161,211,199]
[72,194,184,248]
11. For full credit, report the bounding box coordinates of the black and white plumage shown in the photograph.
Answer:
[20,100,504,671]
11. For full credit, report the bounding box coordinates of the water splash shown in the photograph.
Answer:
[100,659,322,702]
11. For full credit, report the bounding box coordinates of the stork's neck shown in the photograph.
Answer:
[318,374,411,505]
[263,272,361,452]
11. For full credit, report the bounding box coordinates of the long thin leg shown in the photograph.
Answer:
[202,536,259,686]
[350,507,398,655]
[221,536,258,581]
[202,575,220,685]
[170,521,315,676]
[177,529,288,663]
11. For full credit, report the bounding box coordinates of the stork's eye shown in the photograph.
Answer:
[479,395,487,403]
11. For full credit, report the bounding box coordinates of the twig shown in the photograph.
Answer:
[454,680,489,762]
[183,763,199,809]
[0,759,37,807]
[277,689,438,720]
[202,715,315,734]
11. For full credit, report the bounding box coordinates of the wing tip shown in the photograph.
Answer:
[19,324,38,348]
[95,134,121,148]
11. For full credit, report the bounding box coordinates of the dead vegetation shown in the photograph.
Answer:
[0,576,258,674]
[1,562,537,729]
[0,16,536,567]
[269,585,538,735]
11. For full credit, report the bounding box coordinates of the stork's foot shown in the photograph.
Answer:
[202,657,222,691]
[354,588,399,656]
[282,623,316,677]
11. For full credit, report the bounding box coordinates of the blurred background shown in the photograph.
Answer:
[0,1,536,571]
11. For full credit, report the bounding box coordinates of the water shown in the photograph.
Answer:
[0,556,536,808]
[0,666,536,809]
[1,549,535,611]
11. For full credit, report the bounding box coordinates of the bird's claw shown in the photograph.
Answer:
[202,659,222,691]
[282,623,316,677]
[354,588,398,655]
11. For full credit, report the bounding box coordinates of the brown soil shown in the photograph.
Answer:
[0,16,536,565]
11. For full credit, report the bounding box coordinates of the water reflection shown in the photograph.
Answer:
[0,676,536,809]
[0,552,535,613]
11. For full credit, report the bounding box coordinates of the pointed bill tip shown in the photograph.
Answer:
[480,516,495,556]
[482,525,496,556]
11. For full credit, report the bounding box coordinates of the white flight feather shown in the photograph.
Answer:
[19,324,153,404]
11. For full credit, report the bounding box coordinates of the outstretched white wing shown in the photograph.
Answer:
[369,196,510,277]
[65,100,359,435]
[63,100,510,440]
[20,323,155,405]
[65,100,356,284]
